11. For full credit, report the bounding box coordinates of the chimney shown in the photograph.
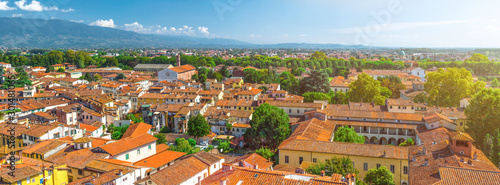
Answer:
[412,155,416,161]
[474,152,478,160]
[198,176,201,185]
[177,55,181,67]
[320,170,325,177]
[422,147,427,155]
[423,158,429,166]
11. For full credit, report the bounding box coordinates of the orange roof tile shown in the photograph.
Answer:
[133,150,186,168]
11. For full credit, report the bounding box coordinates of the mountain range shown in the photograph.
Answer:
[0,17,366,49]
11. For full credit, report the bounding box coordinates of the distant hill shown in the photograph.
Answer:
[0,17,366,49]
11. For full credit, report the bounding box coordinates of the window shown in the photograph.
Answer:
[137,149,141,155]
[126,154,129,160]
[390,165,395,173]
[363,163,368,171]
[78,169,83,175]
[90,116,93,119]
[148,145,152,150]
[376,164,381,169]
[403,166,408,174]
[289,109,291,113]
[299,157,303,164]
[17,181,21,185]
[27,177,30,183]
[313,158,317,163]
[285,156,289,163]
[32,178,35,183]
[297,109,299,114]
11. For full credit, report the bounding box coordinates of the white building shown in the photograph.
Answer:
[95,134,157,163]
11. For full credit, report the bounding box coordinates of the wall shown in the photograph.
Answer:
[113,142,156,163]
[279,149,408,185]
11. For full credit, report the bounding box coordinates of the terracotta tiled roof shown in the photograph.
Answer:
[145,154,212,185]
[98,134,157,156]
[230,153,273,170]
[279,139,408,160]
[201,167,347,185]
[424,112,455,124]
[22,140,68,155]
[433,166,500,185]
[121,122,151,139]
[169,64,196,73]
[156,143,169,152]
[45,147,109,169]
[79,123,99,133]
[68,169,122,185]
[282,118,336,147]
[133,150,186,168]
[22,124,58,137]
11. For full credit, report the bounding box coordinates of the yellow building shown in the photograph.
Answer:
[0,157,68,185]
[278,118,410,185]
[48,72,66,78]
[225,78,244,89]
[52,64,66,71]
[0,123,27,158]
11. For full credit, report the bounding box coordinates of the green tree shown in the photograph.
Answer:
[93,74,102,81]
[380,87,392,98]
[413,93,427,103]
[112,131,123,140]
[302,92,329,103]
[364,166,395,185]
[225,123,233,135]
[378,76,406,99]
[482,134,493,161]
[492,129,500,165]
[115,73,126,81]
[188,138,197,147]
[258,86,268,93]
[159,126,171,133]
[199,74,207,84]
[333,126,365,144]
[219,65,231,77]
[244,103,290,150]
[349,73,381,103]
[299,70,330,94]
[492,78,500,88]
[331,92,349,104]
[465,88,500,151]
[255,147,274,160]
[171,138,193,153]
[191,73,198,81]
[466,53,489,62]
[306,157,360,183]
[187,114,211,139]
[310,51,327,60]
[218,139,233,153]
[212,72,223,82]
[57,68,65,72]
[425,68,485,107]
[154,134,166,144]
[398,138,415,146]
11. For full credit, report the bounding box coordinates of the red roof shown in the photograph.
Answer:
[133,150,186,168]
[98,134,157,156]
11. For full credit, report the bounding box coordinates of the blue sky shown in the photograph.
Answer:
[1,0,500,47]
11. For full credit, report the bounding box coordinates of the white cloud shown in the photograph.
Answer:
[15,0,51,11]
[298,34,308,37]
[70,20,84,23]
[61,8,74,12]
[123,22,150,32]
[11,13,22,17]
[0,1,16,10]
[89,19,116,28]
[198,26,209,35]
